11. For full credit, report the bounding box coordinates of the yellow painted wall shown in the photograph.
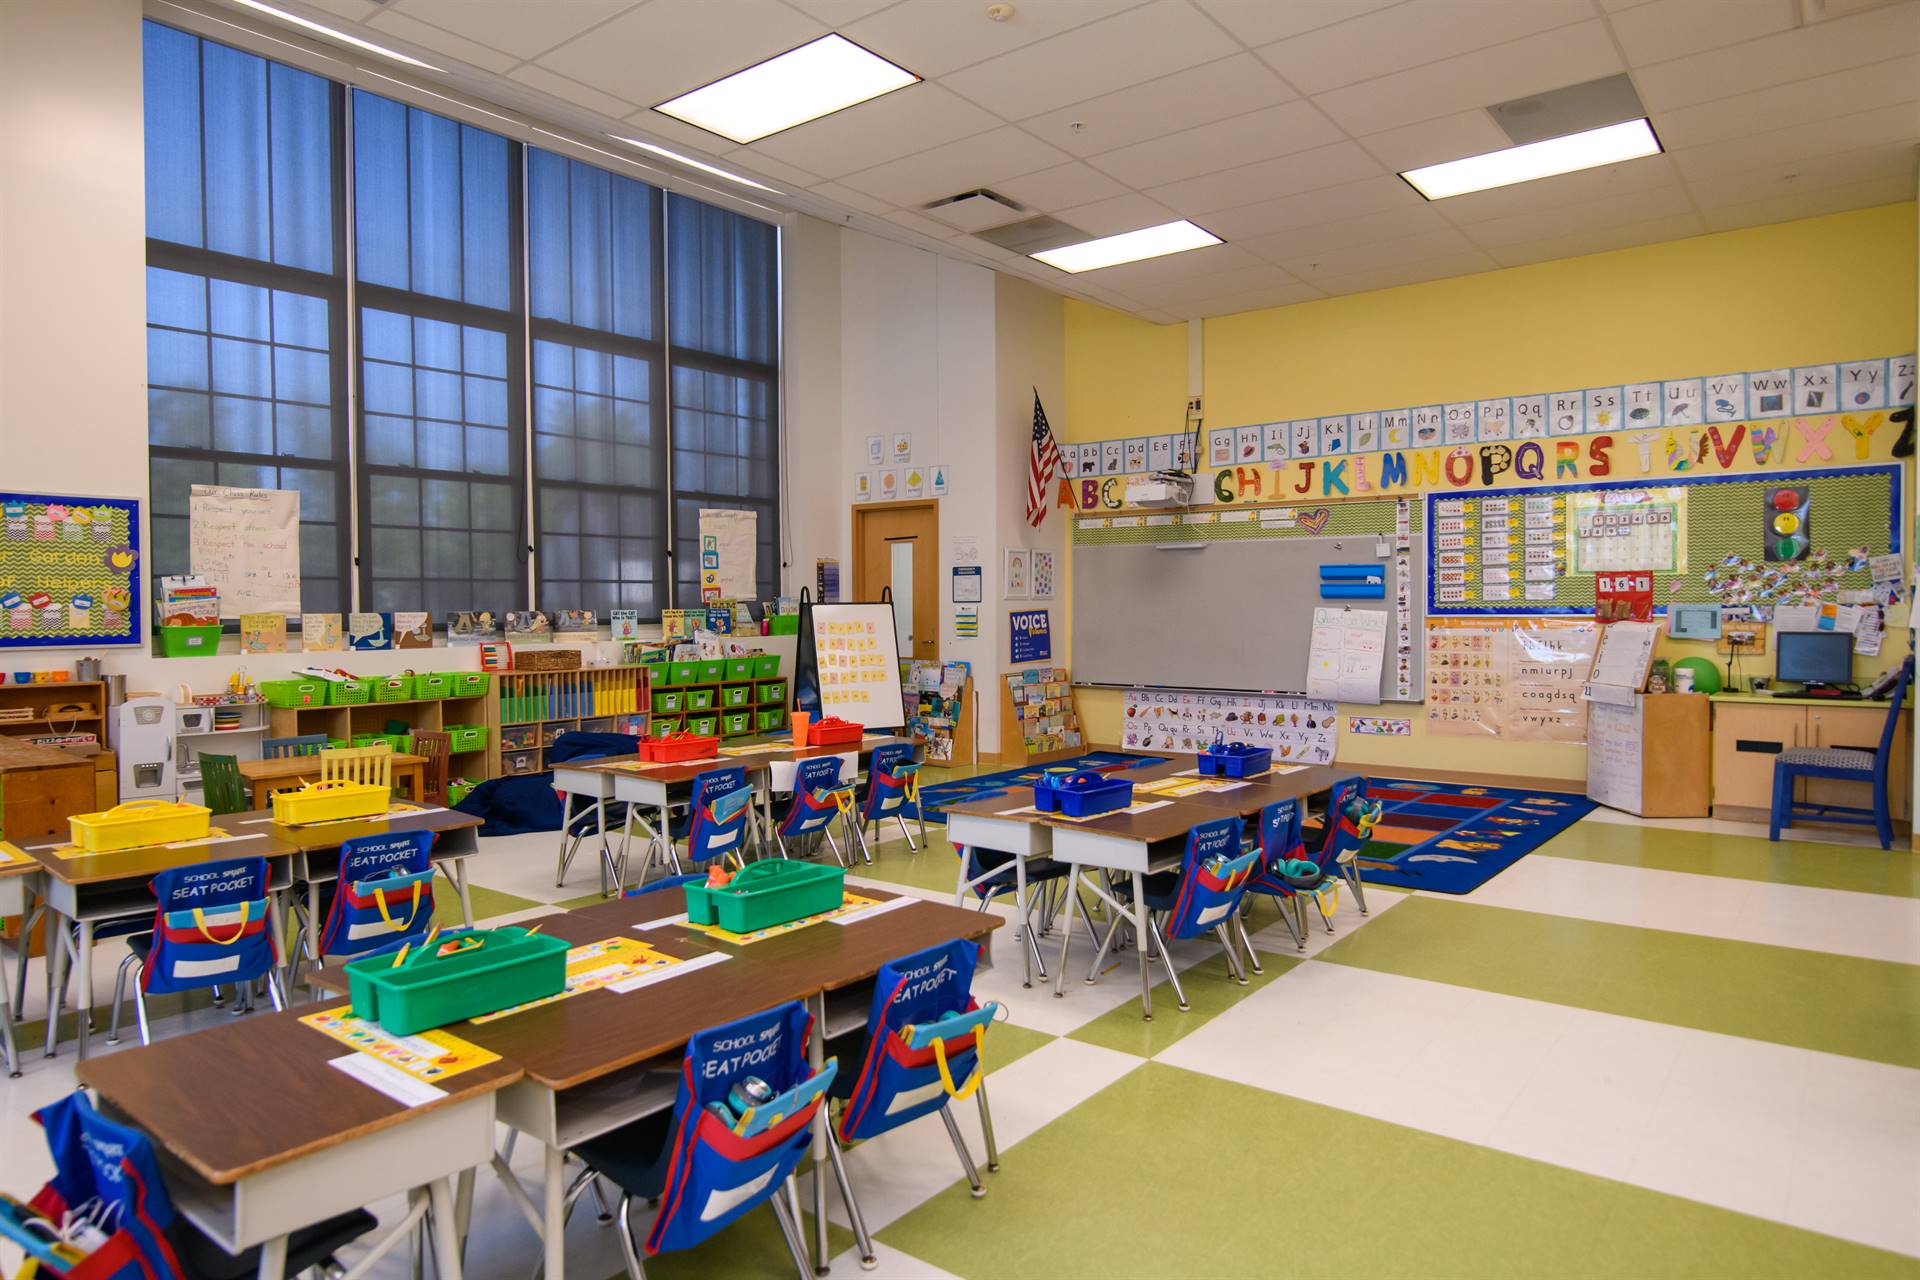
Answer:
[1063,203,1918,781]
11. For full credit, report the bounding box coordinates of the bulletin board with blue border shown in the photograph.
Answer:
[1425,465,1899,617]
[0,492,142,648]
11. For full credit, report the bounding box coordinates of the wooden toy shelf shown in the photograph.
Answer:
[496,667,649,776]
[0,681,106,742]
[268,689,498,777]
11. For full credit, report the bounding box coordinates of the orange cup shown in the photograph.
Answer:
[791,710,810,748]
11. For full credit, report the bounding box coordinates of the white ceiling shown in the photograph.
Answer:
[236,0,1920,323]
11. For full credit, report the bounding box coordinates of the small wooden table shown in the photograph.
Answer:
[78,1000,521,1280]
[240,754,428,811]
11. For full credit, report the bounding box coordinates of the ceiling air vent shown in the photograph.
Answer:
[1486,73,1647,146]
[922,189,1025,233]
[971,215,1086,256]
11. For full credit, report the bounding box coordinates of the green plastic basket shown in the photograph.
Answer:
[687,714,719,736]
[326,737,349,750]
[752,655,782,678]
[667,661,701,686]
[452,672,490,697]
[720,684,751,709]
[768,615,799,636]
[345,926,568,1035]
[372,675,414,702]
[724,658,754,681]
[685,861,845,934]
[696,661,725,683]
[757,707,787,732]
[260,678,325,708]
[755,681,784,705]
[721,711,752,736]
[687,688,715,711]
[416,673,455,699]
[446,724,487,753]
[156,624,223,657]
[652,690,684,714]
[653,714,684,734]
[326,678,372,705]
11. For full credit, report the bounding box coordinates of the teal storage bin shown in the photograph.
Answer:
[345,926,568,1035]
[685,862,845,933]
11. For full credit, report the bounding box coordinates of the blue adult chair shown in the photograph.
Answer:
[859,742,925,851]
[566,1001,833,1280]
[106,855,283,1047]
[1090,816,1256,1011]
[774,755,860,864]
[1771,657,1913,849]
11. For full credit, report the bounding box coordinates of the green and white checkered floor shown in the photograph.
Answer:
[5,765,1919,1279]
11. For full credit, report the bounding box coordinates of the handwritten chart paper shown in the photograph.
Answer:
[190,485,299,617]
[1307,607,1387,705]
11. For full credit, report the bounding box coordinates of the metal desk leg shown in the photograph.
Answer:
[0,942,20,1077]
[658,800,677,875]
[449,859,475,928]
[43,909,70,1058]
[542,1141,566,1280]
[256,1234,288,1280]
[1131,871,1153,1022]
[1014,855,1032,988]
[427,1177,466,1280]
[1052,867,1082,1000]
[808,992,829,1275]
[75,918,95,1060]
[306,880,322,970]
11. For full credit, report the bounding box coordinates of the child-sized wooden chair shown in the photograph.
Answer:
[197,752,250,816]
[410,729,451,806]
[320,742,393,788]
[264,732,328,758]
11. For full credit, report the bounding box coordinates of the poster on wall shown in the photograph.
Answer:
[1009,608,1051,663]
[1031,549,1056,599]
[1121,688,1337,764]
[0,491,141,649]
[698,508,758,601]
[1307,607,1387,704]
[1425,617,1597,741]
[190,484,300,618]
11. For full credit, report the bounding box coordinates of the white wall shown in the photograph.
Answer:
[995,274,1068,678]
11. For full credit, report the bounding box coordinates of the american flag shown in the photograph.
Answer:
[1026,391,1061,528]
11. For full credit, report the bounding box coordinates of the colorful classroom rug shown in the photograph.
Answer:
[918,752,1159,823]
[1344,778,1595,895]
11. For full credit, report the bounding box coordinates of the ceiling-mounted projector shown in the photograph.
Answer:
[1125,471,1194,508]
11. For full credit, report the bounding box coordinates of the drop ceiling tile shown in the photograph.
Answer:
[620,109,761,154]
[1666,102,1920,180]
[1086,99,1347,188]
[534,0,824,111]
[808,181,896,214]
[1426,151,1678,225]
[1310,246,1501,297]
[1201,174,1425,239]
[881,207,966,238]
[725,152,822,188]
[1020,54,1295,155]
[1268,224,1479,279]
[1256,0,1597,96]
[942,0,1240,121]
[844,0,1142,78]
[1171,281,1329,318]
[1355,109,1514,172]
[1484,210,1706,267]
[362,9,521,72]
[385,0,638,60]
[1598,0,1656,11]
[1310,20,1624,136]
[1147,140,1385,215]
[1049,191,1182,236]
[835,125,1070,206]
[1630,1,1920,112]
[295,0,386,21]
[781,0,902,24]
[1238,203,1453,262]
[1653,55,1920,151]
[507,63,642,121]
[1116,261,1302,305]
[1699,173,1915,234]
[1682,142,1918,209]
[743,83,999,178]
[1459,180,1695,248]
[1190,0,1403,49]
[1604,0,1798,66]
[992,161,1131,212]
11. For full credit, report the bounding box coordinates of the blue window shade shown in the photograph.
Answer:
[670,366,776,606]
[667,194,775,363]
[528,148,656,339]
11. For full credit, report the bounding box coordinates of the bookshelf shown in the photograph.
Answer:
[267,687,499,783]
[497,667,648,776]
[998,668,1084,766]
[0,681,106,745]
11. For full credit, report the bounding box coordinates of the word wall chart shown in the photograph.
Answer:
[1121,689,1337,764]
[1431,493,1569,611]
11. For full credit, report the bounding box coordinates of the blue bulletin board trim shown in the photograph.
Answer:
[0,492,143,649]
[1425,465,1900,618]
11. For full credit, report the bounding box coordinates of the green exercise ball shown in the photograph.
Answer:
[1671,656,1722,695]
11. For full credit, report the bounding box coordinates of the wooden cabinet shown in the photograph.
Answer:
[1709,696,1910,822]
[0,738,95,841]
[1588,694,1711,817]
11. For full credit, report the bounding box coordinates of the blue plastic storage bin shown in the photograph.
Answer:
[1197,742,1272,778]
[1033,770,1134,818]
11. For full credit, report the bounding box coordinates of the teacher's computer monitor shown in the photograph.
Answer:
[1775,630,1853,688]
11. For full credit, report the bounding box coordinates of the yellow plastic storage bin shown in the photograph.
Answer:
[69,800,211,853]
[272,780,392,826]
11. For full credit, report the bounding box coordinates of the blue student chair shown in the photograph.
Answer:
[828,938,1002,1263]
[315,831,436,961]
[774,756,860,865]
[1771,657,1913,849]
[631,767,753,887]
[1091,816,1256,1010]
[263,733,328,759]
[953,840,1077,986]
[550,731,642,892]
[107,855,283,1048]
[859,742,925,852]
[1243,799,1313,952]
[1247,779,1376,951]
[564,1001,832,1280]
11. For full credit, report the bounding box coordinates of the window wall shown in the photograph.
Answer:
[142,21,779,621]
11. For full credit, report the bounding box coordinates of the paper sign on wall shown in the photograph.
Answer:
[190,484,300,618]
[698,508,757,601]
[1307,607,1386,704]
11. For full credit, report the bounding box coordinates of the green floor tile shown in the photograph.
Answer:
[877,1061,1919,1279]
[433,881,545,927]
[978,1019,1053,1075]
[1069,948,1300,1057]
[1543,821,1920,898]
[622,1201,855,1280]
[1319,895,1920,1068]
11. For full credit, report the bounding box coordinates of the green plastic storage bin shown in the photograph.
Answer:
[752,655,782,678]
[696,660,725,683]
[261,678,325,709]
[685,861,845,934]
[345,926,568,1035]
[755,681,784,705]
[453,672,490,697]
[326,678,372,705]
[667,661,701,686]
[757,707,787,732]
[653,714,684,734]
[720,684,751,709]
[721,711,752,736]
[686,687,716,712]
[326,737,349,751]
[652,690,684,714]
[415,673,455,699]
[372,675,414,703]
[768,615,798,636]
[446,724,487,753]
[687,714,719,737]
[156,624,223,657]
[723,658,754,681]
[351,732,407,752]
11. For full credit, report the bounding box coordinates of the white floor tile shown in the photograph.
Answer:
[829,1240,965,1279]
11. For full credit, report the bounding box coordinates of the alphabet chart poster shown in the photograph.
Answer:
[1426,617,1596,741]
[0,491,141,649]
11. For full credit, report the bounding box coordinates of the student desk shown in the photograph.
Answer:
[18,824,300,1061]
[238,754,429,811]
[410,886,999,1279]
[0,846,34,1075]
[76,1000,521,1280]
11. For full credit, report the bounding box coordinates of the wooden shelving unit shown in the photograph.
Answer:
[648,676,788,743]
[268,686,499,783]
[0,680,106,745]
[999,671,1084,767]
[497,668,648,776]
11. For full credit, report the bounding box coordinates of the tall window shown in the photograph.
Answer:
[143,22,780,623]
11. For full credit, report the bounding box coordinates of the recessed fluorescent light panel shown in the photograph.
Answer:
[611,137,777,192]
[1401,118,1661,200]
[1031,220,1223,273]
[225,0,440,70]
[654,34,918,144]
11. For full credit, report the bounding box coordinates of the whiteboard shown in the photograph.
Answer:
[810,603,905,729]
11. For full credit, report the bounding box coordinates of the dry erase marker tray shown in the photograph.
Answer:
[685,861,845,934]
[68,800,211,852]
[1033,770,1134,818]
[272,780,392,826]
[1197,743,1272,778]
[346,926,568,1035]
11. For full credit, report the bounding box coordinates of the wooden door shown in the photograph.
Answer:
[1806,706,1911,820]
[1710,703,1807,810]
[852,501,939,664]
